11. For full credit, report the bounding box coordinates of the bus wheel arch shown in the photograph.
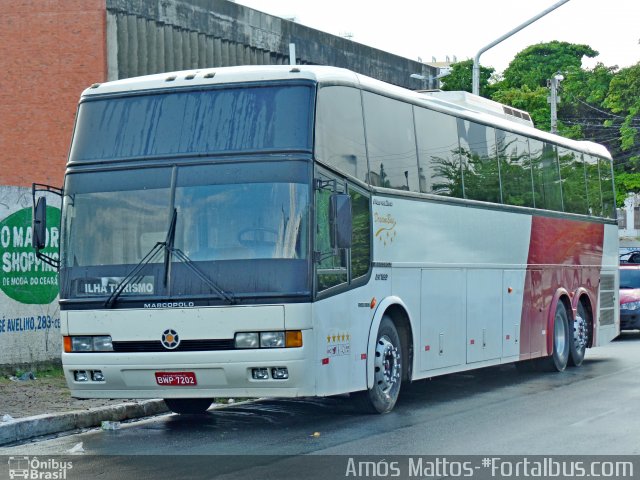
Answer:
[356,298,415,413]
[542,291,571,372]
[383,303,414,383]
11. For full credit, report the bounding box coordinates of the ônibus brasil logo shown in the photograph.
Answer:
[7,456,72,479]
[0,206,60,304]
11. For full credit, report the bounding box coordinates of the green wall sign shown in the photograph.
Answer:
[0,206,60,304]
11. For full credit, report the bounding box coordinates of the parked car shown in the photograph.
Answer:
[619,252,640,330]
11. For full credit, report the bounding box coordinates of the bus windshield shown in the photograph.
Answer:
[60,161,311,302]
[69,84,314,162]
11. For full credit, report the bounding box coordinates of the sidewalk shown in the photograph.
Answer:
[0,371,168,446]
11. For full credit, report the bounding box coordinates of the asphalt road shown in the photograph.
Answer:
[1,332,639,479]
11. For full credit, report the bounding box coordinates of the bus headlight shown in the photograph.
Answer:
[93,336,113,351]
[260,331,285,348]
[70,336,93,352]
[235,332,259,349]
[234,331,302,348]
[64,335,113,352]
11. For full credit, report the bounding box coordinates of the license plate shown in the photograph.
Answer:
[155,372,197,386]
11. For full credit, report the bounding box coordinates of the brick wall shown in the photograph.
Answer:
[0,0,107,188]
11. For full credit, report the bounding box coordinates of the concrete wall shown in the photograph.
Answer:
[0,0,107,188]
[106,0,435,88]
[0,187,61,369]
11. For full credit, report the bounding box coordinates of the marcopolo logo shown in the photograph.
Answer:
[0,206,60,304]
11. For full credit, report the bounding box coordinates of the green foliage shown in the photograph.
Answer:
[604,63,640,153]
[491,85,550,130]
[440,59,496,97]
[502,41,598,89]
[615,172,640,206]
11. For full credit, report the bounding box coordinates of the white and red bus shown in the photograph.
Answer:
[33,66,619,414]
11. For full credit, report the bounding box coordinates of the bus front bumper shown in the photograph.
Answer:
[62,349,316,399]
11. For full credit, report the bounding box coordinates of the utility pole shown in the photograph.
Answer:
[549,73,563,134]
[472,0,570,96]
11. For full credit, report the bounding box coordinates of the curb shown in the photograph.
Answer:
[0,400,169,446]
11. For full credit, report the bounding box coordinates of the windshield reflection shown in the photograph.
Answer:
[61,162,310,300]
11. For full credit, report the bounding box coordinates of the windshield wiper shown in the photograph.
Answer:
[163,208,178,287]
[168,247,235,305]
[104,241,165,308]
[105,208,235,308]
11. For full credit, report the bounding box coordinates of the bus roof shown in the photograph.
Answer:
[83,65,612,160]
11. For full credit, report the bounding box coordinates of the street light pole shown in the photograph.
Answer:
[472,0,570,96]
[549,73,563,134]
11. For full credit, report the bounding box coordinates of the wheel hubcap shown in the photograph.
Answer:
[574,314,588,350]
[374,336,400,395]
[555,312,567,354]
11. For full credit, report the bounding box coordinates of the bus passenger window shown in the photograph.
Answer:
[315,87,368,183]
[599,157,615,219]
[530,139,563,212]
[458,120,501,203]
[558,147,587,215]
[362,92,419,192]
[585,154,603,217]
[496,130,534,208]
[414,107,462,198]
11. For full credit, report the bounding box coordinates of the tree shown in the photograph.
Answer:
[558,64,620,144]
[501,41,598,89]
[603,63,640,156]
[491,85,550,130]
[440,59,496,97]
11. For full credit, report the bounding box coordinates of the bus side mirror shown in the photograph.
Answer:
[329,193,352,249]
[33,196,48,251]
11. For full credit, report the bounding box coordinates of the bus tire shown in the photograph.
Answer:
[539,301,570,372]
[568,302,589,367]
[164,398,213,415]
[354,316,402,414]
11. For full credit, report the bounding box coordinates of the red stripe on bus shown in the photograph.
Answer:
[520,216,604,357]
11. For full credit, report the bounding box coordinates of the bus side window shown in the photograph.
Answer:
[315,176,348,292]
[558,147,588,215]
[349,186,371,280]
[599,156,615,219]
[362,91,419,192]
[315,86,368,183]
[414,107,462,198]
[585,154,603,217]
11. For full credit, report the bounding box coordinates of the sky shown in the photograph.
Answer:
[235,0,639,74]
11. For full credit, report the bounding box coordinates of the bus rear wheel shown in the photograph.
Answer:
[569,302,589,367]
[164,398,214,415]
[353,316,402,414]
[539,301,570,372]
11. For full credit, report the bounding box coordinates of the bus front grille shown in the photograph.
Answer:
[112,339,235,352]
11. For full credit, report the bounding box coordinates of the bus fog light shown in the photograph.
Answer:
[251,368,269,380]
[235,332,259,348]
[74,370,89,382]
[91,370,105,382]
[260,331,285,348]
[271,367,289,379]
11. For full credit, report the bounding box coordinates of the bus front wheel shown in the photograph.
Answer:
[164,398,214,415]
[354,316,402,414]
